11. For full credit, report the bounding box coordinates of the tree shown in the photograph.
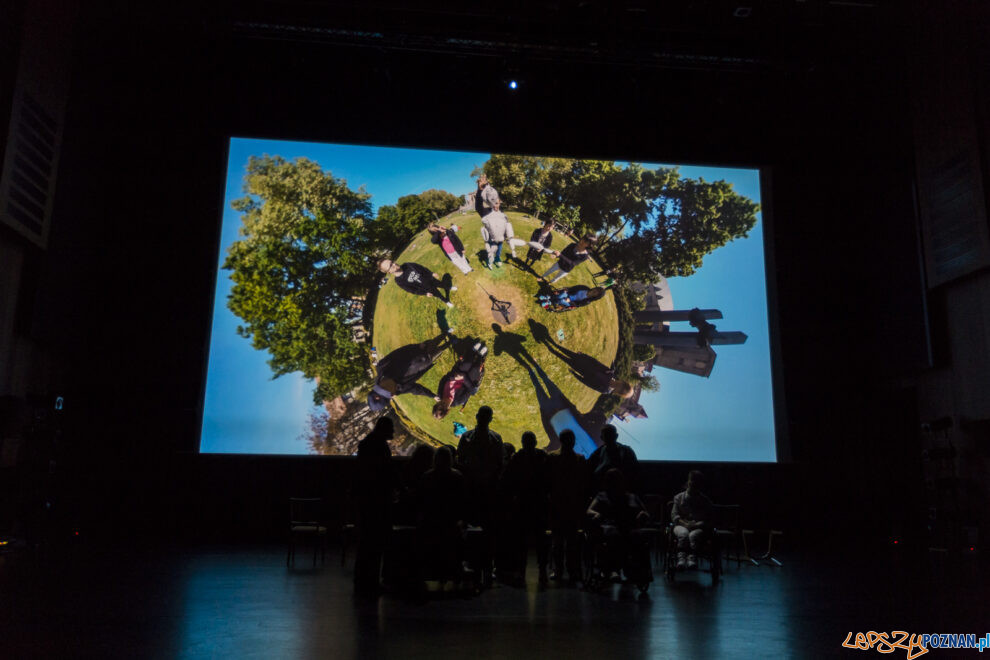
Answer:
[224,155,376,403]
[372,188,462,253]
[638,374,661,392]
[480,154,575,218]
[479,155,759,280]
[303,409,333,454]
[633,344,657,362]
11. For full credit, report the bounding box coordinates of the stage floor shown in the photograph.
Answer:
[1,541,986,658]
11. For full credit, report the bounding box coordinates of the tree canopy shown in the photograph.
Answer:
[479,154,759,280]
[224,155,376,402]
[224,156,465,403]
[372,188,462,253]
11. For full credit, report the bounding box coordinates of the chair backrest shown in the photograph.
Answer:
[289,498,323,525]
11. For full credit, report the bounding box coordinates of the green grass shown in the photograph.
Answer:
[371,211,620,449]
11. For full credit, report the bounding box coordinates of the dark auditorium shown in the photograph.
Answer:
[1,1,989,657]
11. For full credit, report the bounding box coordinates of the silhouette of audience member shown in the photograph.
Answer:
[394,443,436,525]
[433,341,488,419]
[501,431,550,586]
[671,470,714,570]
[353,417,397,596]
[501,442,516,463]
[548,429,589,582]
[456,406,504,585]
[588,424,639,492]
[586,468,650,581]
[379,259,455,306]
[368,334,451,411]
[419,446,467,581]
[457,406,504,488]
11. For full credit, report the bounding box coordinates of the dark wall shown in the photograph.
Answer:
[24,2,952,545]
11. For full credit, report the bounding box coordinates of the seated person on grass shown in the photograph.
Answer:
[538,284,609,311]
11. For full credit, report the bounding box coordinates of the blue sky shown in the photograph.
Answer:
[201,139,776,461]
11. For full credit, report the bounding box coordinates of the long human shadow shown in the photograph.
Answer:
[503,253,537,277]
[491,323,540,368]
[492,322,596,454]
[527,319,613,392]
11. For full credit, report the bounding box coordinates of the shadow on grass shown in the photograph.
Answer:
[504,254,538,278]
[528,319,614,392]
[436,308,451,334]
[492,322,594,453]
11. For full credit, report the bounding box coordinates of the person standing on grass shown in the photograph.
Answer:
[475,174,500,219]
[524,218,555,269]
[540,234,596,284]
[379,259,456,307]
[481,203,511,269]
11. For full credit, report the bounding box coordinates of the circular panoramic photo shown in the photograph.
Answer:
[201,140,776,461]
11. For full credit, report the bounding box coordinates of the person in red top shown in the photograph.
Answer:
[432,340,488,419]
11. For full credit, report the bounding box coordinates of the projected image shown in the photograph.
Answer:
[201,139,776,461]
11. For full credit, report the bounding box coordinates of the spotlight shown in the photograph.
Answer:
[508,80,518,90]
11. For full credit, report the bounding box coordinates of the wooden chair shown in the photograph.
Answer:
[287,498,327,567]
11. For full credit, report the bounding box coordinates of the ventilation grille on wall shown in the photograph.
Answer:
[1,91,59,246]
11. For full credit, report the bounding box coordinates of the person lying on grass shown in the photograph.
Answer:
[432,341,488,419]
[427,224,472,275]
[367,334,452,412]
[379,258,456,307]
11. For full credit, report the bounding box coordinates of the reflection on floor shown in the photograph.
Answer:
[1,542,986,659]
